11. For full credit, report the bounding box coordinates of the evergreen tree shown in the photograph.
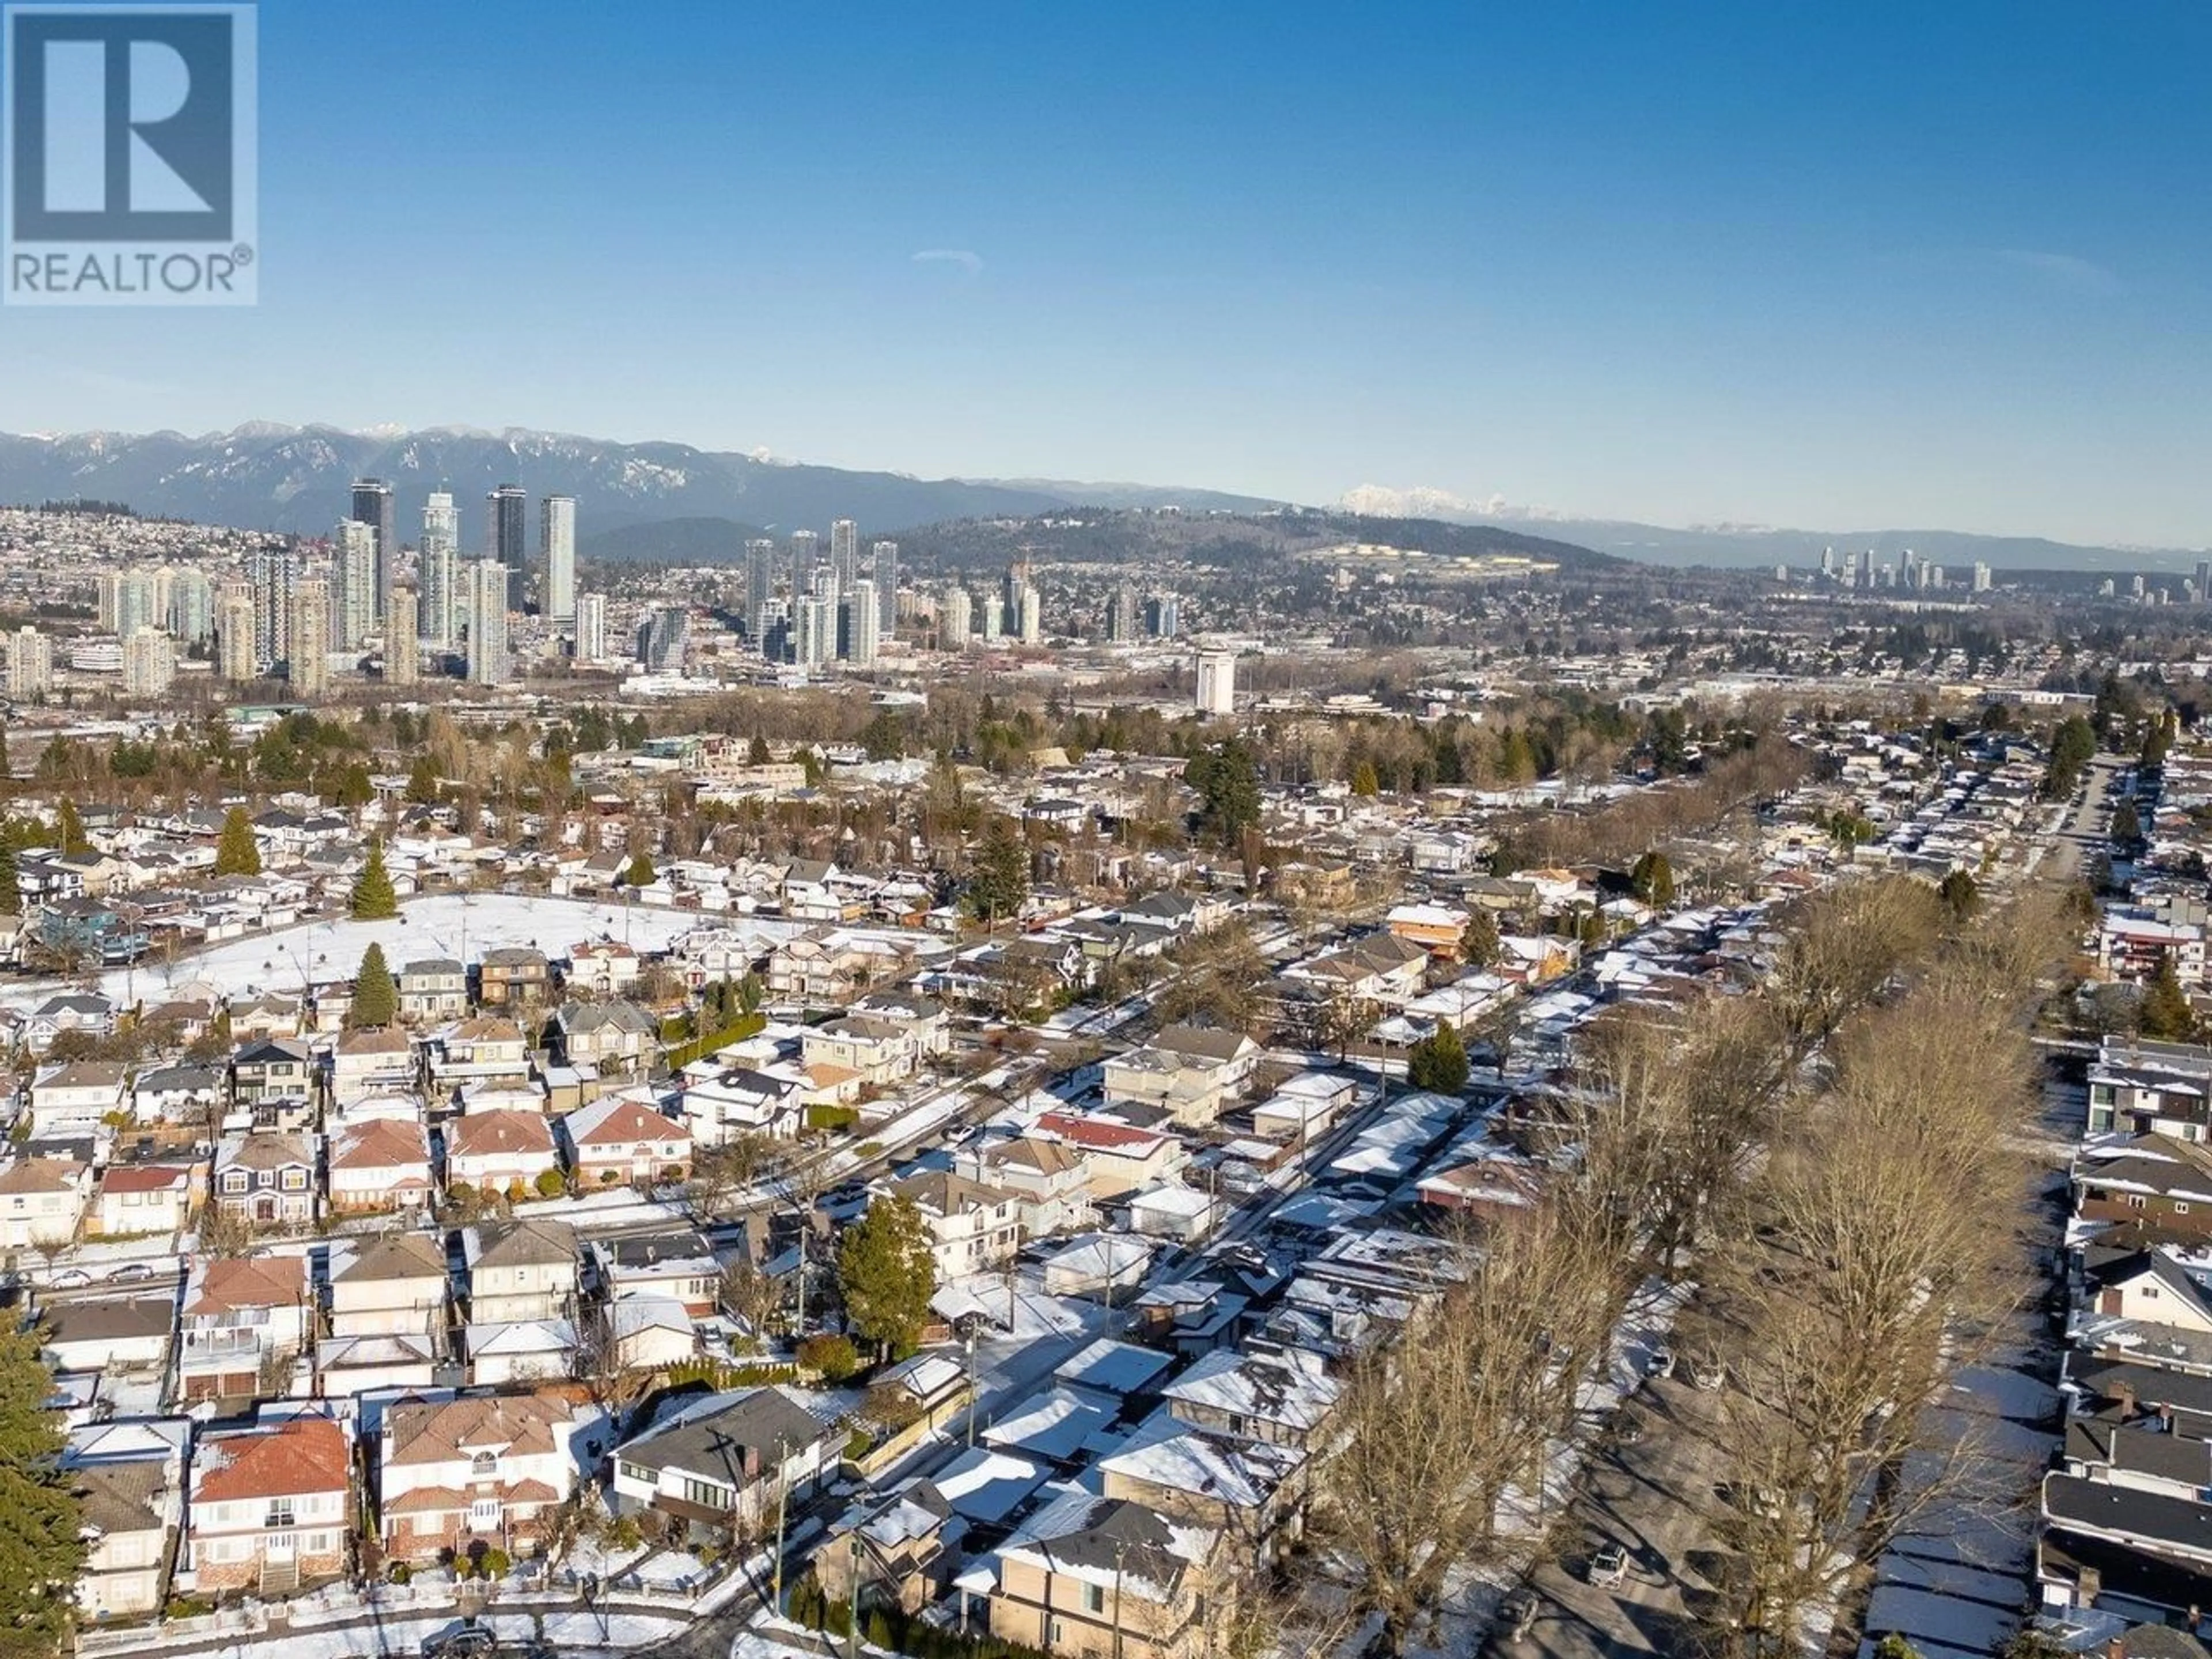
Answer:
[836,1195,937,1358]
[349,942,397,1028]
[1630,849,1676,907]
[748,734,772,766]
[0,847,17,916]
[2140,952,2197,1042]
[623,851,657,888]
[214,806,260,875]
[404,755,441,805]
[1350,760,1381,797]
[54,798,88,858]
[962,817,1029,926]
[1407,1021,1469,1095]
[2113,798,2142,843]
[1185,738,1262,844]
[350,840,400,919]
[0,1322,85,1652]
[0,721,9,778]
[1937,868,1980,924]
[1460,908,1500,968]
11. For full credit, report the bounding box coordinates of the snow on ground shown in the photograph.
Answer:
[562,1537,653,1580]
[32,893,782,1012]
[732,1620,842,1658]
[626,1549,713,1591]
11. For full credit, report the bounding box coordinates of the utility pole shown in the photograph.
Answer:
[847,1528,862,1659]
[771,1476,789,1612]
[1112,1543,1127,1659]
[964,1319,980,1449]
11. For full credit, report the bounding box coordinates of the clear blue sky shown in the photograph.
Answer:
[5,1,2209,545]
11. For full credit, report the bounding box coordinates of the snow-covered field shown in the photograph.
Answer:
[13,894,800,1011]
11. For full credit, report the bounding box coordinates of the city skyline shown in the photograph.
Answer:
[0,4,2203,546]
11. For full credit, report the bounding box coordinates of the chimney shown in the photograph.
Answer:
[2106,1641,2125,1659]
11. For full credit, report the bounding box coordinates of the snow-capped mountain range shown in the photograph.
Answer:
[0,423,1276,543]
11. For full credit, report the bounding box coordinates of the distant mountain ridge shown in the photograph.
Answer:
[0,423,1252,547]
[1,425,2186,574]
[1337,486,2205,573]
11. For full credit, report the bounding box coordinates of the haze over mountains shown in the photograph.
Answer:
[0,423,2188,574]
[1336,484,2208,575]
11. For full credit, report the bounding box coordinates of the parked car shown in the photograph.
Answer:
[1586,1541,1627,1589]
[107,1262,156,1283]
[423,1626,497,1659]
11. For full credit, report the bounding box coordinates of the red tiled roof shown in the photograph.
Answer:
[99,1163,192,1195]
[1037,1111,1164,1152]
[194,1416,348,1503]
[329,1118,430,1171]
[185,1254,306,1315]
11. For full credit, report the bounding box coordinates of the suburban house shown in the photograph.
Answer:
[65,1419,188,1619]
[681,1066,806,1144]
[1160,1347,1343,1452]
[1035,1112,1189,1199]
[2073,1135,2212,1245]
[464,1218,579,1325]
[131,1062,224,1123]
[181,1413,351,1595]
[1101,1025,1262,1128]
[2087,1038,2212,1139]
[178,1254,310,1402]
[987,1488,1225,1659]
[0,1157,91,1252]
[611,1387,836,1541]
[210,1131,317,1229]
[888,1170,1025,1278]
[328,1028,416,1105]
[812,1483,957,1616]
[567,940,642,997]
[478,947,554,1009]
[25,1060,128,1138]
[801,1016,921,1089]
[327,1233,450,1339]
[552,1000,657,1074]
[230,1039,316,1109]
[93,1162,195,1237]
[22,991,115,1055]
[397,959,469,1024]
[42,1297,175,1380]
[445,1109,562,1196]
[1097,1411,1306,1562]
[378,1391,579,1565]
[1385,903,1473,957]
[429,1017,533,1096]
[592,1230,719,1316]
[1281,931,1431,1007]
[952,1138,1096,1239]
[850,991,953,1060]
[560,1096,692,1187]
[325,1119,434,1214]
[609,1296,698,1370]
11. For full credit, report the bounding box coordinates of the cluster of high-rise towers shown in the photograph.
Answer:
[740,519,899,669]
[207,479,578,693]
